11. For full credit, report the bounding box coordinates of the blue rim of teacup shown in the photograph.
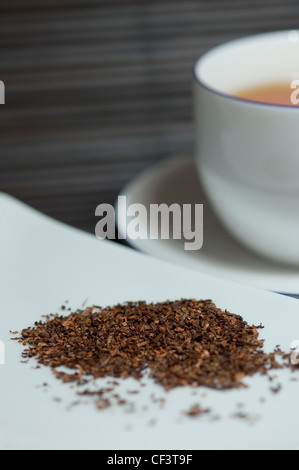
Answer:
[279,292,299,298]
[192,31,299,110]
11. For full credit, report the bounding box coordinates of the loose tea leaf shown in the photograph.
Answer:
[184,404,211,417]
[14,298,295,412]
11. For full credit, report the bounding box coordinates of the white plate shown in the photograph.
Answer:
[117,153,299,296]
[1,192,299,450]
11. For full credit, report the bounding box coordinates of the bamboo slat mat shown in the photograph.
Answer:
[1,0,298,233]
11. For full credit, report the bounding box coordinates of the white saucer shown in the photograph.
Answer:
[117,153,299,296]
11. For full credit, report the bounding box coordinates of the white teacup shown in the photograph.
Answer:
[193,30,299,266]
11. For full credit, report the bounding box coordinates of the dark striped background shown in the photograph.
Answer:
[1,0,299,233]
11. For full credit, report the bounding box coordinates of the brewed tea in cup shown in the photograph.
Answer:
[193,30,299,265]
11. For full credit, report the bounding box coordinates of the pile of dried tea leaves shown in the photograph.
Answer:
[15,299,293,399]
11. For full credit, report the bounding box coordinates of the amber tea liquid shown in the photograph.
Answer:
[234,82,299,106]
